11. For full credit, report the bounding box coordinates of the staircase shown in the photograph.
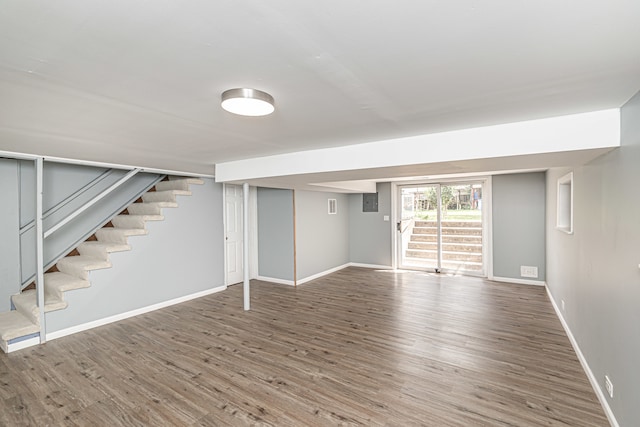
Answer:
[0,177,203,353]
[405,220,483,272]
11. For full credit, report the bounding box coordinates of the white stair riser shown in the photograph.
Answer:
[168,177,204,185]
[96,228,147,244]
[127,202,177,215]
[155,180,190,191]
[142,191,188,203]
[112,215,146,229]
[77,242,131,260]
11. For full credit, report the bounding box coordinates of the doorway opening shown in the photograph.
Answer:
[398,181,485,276]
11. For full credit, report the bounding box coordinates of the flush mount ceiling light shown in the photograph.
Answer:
[221,88,275,116]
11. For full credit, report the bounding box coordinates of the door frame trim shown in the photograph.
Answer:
[223,183,259,286]
[392,176,493,277]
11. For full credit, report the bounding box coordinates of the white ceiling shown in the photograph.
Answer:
[0,1,639,180]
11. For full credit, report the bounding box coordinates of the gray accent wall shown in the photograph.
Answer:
[257,188,295,281]
[46,178,224,332]
[19,163,161,286]
[0,159,21,311]
[348,183,392,267]
[546,92,640,427]
[295,190,350,281]
[492,173,546,281]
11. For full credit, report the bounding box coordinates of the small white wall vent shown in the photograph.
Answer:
[328,198,337,215]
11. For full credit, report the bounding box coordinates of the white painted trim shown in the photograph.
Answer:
[0,149,214,178]
[349,262,393,270]
[5,336,41,353]
[256,276,296,286]
[545,286,619,427]
[215,109,620,183]
[491,276,546,286]
[46,285,226,341]
[297,263,351,285]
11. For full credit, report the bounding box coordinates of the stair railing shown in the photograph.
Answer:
[35,162,143,343]
[1,149,210,346]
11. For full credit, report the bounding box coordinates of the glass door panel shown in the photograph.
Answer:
[399,182,484,276]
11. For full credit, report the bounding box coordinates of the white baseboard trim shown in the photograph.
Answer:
[46,285,227,342]
[296,263,351,285]
[349,262,393,270]
[545,286,619,427]
[257,263,394,287]
[4,336,40,353]
[256,276,296,286]
[491,276,546,286]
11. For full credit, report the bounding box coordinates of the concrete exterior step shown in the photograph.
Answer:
[403,257,483,271]
[410,234,482,243]
[408,242,482,252]
[413,226,482,236]
[415,220,482,228]
[127,202,178,215]
[405,249,483,262]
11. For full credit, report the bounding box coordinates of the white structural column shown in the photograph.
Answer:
[242,182,250,310]
[35,157,46,342]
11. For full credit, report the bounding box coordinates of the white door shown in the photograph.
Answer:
[225,184,243,285]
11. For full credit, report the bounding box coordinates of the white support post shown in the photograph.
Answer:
[35,157,46,343]
[242,182,250,311]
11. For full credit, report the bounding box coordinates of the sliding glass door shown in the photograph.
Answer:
[398,181,485,275]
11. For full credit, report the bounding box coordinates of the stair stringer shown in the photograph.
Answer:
[44,177,225,338]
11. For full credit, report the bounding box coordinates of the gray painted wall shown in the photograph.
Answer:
[492,173,546,280]
[348,183,393,267]
[546,92,640,426]
[19,163,160,286]
[257,188,294,281]
[0,160,21,311]
[46,178,225,332]
[295,190,349,280]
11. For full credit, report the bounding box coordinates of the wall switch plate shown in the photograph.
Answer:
[383,215,389,221]
[520,266,538,278]
[605,375,613,398]
[561,299,565,311]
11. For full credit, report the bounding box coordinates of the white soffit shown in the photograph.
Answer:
[215,109,621,183]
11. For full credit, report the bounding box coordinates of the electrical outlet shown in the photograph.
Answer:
[605,375,613,398]
[561,299,565,311]
[520,266,538,278]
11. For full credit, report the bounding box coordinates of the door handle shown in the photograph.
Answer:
[397,221,401,232]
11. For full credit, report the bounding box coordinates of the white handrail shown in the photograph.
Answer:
[0,149,214,178]
[44,168,142,239]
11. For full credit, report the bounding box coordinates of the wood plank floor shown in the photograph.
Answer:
[0,267,608,426]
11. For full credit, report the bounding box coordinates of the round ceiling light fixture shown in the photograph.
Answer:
[221,88,275,117]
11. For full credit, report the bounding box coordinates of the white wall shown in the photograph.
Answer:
[545,91,640,427]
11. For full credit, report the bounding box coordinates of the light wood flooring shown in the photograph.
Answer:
[0,267,608,426]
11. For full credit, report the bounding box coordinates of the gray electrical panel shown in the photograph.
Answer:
[363,193,378,212]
